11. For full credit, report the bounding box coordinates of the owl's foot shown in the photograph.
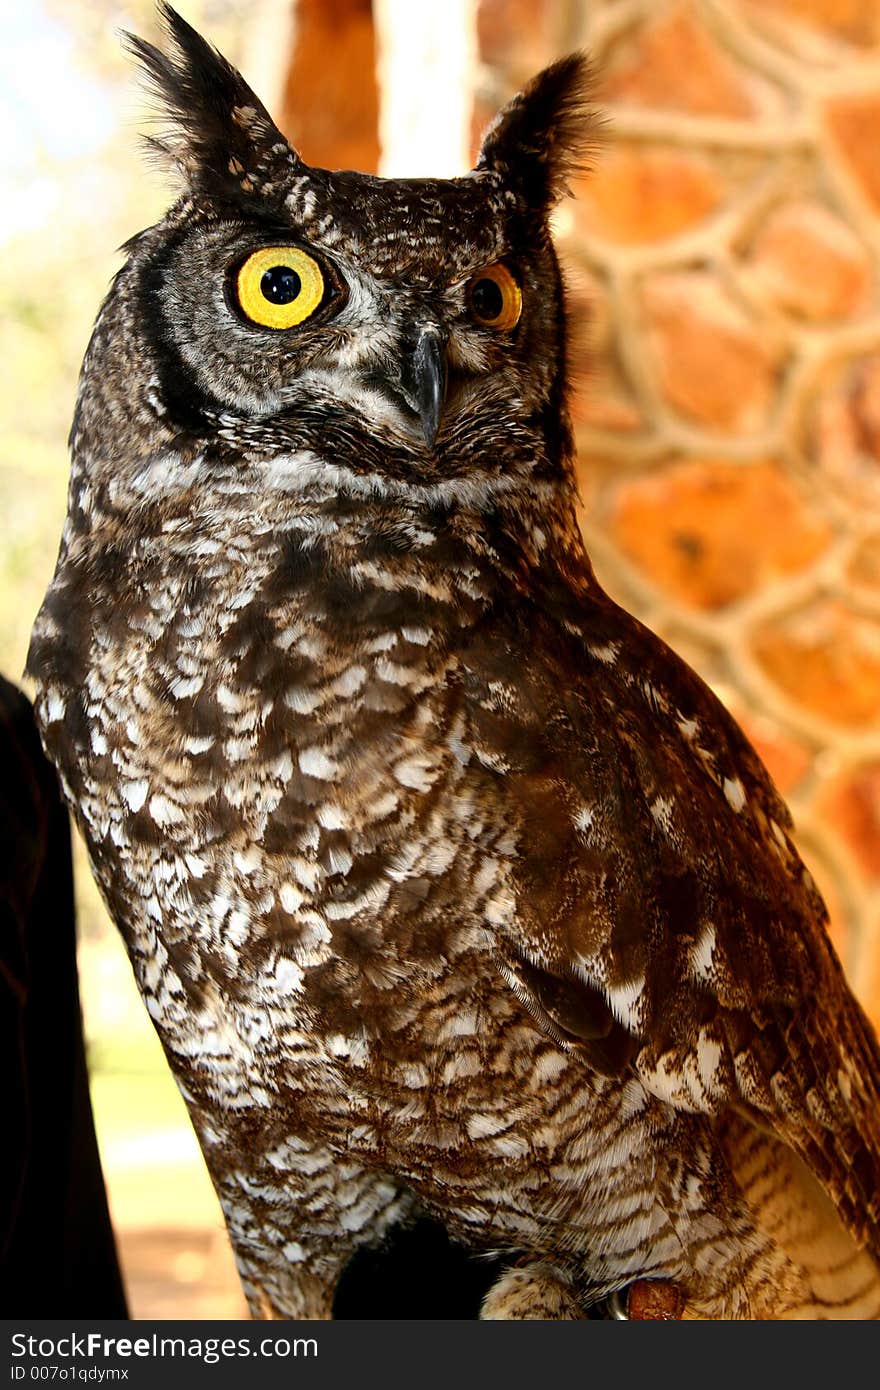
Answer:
[480,1260,583,1320]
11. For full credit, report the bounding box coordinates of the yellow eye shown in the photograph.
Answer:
[467,263,522,331]
[235,246,326,329]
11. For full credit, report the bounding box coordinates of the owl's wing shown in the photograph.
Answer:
[460,583,880,1262]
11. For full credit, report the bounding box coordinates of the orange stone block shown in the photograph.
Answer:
[745,200,871,321]
[573,145,723,245]
[825,95,880,211]
[600,1,780,118]
[606,458,830,609]
[808,352,880,498]
[816,764,880,881]
[640,271,784,432]
[572,375,644,433]
[751,600,880,728]
[565,270,645,434]
[740,0,880,48]
[849,534,880,590]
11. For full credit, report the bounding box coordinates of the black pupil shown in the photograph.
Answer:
[471,277,504,321]
[261,265,302,305]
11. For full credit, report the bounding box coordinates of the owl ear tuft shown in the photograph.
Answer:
[124,3,298,187]
[476,53,601,213]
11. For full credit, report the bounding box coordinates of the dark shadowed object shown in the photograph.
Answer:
[0,676,127,1316]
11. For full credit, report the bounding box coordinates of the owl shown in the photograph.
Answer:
[27,4,880,1320]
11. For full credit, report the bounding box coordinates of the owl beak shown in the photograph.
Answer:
[402,328,448,449]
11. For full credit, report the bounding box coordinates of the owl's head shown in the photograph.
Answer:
[77,5,597,510]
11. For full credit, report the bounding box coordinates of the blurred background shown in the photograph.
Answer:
[2,0,880,1319]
